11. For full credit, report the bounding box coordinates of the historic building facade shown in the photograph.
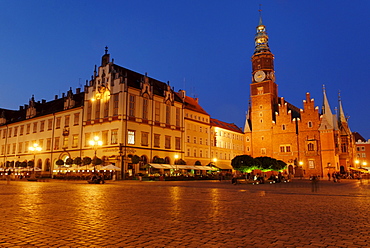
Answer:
[244,16,355,177]
[0,49,242,177]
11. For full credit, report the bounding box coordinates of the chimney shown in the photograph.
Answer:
[55,95,58,100]
[42,99,46,104]
[19,106,23,111]
[62,93,65,98]
[76,88,81,94]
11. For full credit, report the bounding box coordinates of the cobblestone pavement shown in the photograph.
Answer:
[0,178,370,248]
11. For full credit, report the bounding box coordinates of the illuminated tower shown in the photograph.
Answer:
[249,13,278,157]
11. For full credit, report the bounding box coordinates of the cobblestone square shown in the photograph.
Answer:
[1,179,369,247]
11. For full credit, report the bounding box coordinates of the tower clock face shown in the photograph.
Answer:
[254,70,266,82]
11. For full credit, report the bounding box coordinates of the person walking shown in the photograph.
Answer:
[311,175,319,192]
[327,172,331,181]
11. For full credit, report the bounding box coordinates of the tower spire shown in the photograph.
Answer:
[254,6,269,54]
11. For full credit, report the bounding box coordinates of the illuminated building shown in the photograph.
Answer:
[244,14,355,177]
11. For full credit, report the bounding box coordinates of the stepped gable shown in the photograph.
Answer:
[0,91,84,125]
[111,64,182,103]
[210,118,243,134]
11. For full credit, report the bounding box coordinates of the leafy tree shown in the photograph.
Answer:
[83,157,92,165]
[65,157,73,166]
[21,161,28,167]
[28,160,35,167]
[131,155,140,164]
[231,155,260,173]
[74,157,82,166]
[56,159,64,166]
[92,157,103,166]
[275,160,287,171]
[177,159,186,165]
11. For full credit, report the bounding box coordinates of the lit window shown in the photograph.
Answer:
[128,130,135,145]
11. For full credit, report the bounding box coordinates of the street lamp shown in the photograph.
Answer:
[174,154,179,176]
[89,136,103,170]
[29,143,42,179]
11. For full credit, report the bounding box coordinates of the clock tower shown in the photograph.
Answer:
[249,13,278,157]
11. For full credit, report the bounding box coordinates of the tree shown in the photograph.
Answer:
[83,157,92,165]
[65,158,73,166]
[231,155,260,173]
[28,160,35,167]
[131,155,140,164]
[74,157,82,166]
[56,159,64,166]
[92,157,103,166]
[177,159,186,165]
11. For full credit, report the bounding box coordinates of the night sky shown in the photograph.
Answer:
[1,1,369,139]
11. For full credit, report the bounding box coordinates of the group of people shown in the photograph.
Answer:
[327,172,341,183]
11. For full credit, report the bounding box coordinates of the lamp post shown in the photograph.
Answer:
[29,143,42,179]
[174,154,179,176]
[89,136,103,170]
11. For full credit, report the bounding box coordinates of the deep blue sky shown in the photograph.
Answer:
[1,1,369,139]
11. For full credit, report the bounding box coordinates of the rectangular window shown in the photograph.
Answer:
[40,121,45,132]
[141,132,149,146]
[8,128,12,137]
[12,143,16,154]
[39,139,43,150]
[46,138,51,151]
[155,101,160,122]
[205,139,208,146]
[199,138,203,145]
[102,130,108,146]
[193,149,197,157]
[187,136,190,143]
[194,137,197,144]
[54,137,60,150]
[165,136,171,149]
[25,141,29,153]
[20,125,24,136]
[26,124,30,134]
[74,113,80,125]
[129,95,135,117]
[2,130,5,139]
[33,123,37,133]
[63,136,68,148]
[143,98,148,120]
[104,101,109,118]
[87,101,92,121]
[18,142,22,153]
[286,146,291,152]
[65,115,70,127]
[176,108,180,127]
[175,137,181,150]
[95,99,101,119]
[128,130,135,145]
[308,160,315,169]
[261,148,266,155]
[113,94,119,116]
[200,150,203,158]
[14,127,18,137]
[166,105,171,125]
[48,119,53,130]
[187,148,190,157]
[7,144,10,154]
[154,134,160,148]
[111,129,118,144]
[56,117,61,129]
[85,133,91,147]
[72,134,79,148]
[0,145,3,155]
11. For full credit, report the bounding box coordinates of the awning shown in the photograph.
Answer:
[149,164,174,169]
[214,164,233,170]
[195,166,217,171]
[349,167,369,173]
[175,165,199,170]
